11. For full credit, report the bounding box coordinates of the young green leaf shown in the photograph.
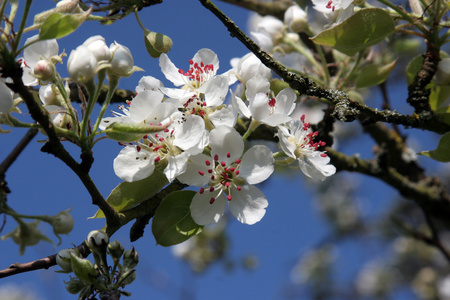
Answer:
[419,132,450,162]
[90,169,168,218]
[39,12,87,40]
[311,8,395,56]
[152,190,203,247]
[355,60,397,88]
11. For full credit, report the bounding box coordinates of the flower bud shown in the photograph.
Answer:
[109,42,134,77]
[70,253,98,283]
[56,0,80,13]
[45,105,71,129]
[33,60,56,83]
[56,248,80,272]
[122,247,139,270]
[67,45,97,83]
[144,30,173,58]
[64,278,86,294]
[86,230,109,251]
[284,5,308,32]
[51,208,75,235]
[118,269,136,286]
[83,35,111,62]
[108,240,124,260]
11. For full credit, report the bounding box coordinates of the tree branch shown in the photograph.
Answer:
[217,0,293,19]
[198,0,450,134]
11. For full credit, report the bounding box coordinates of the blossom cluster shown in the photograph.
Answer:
[2,4,336,226]
[101,47,336,225]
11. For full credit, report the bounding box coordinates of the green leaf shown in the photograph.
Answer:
[39,12,85,40]
[419,132,450,162]
[355,59,397,88]
[311,8,395,56]
[405,55,424,86]
[91,169,168,218]
[152,190,203,247]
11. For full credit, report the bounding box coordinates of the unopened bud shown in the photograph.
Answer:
[70,253,98,283]
[123,247,139,270]
[284,5,308,32]
[86,230,109,251]
[109,42,135,77]
[144,30,173,58]
[108,240,124,259]
[52,208,75,235]
[103,122,169,143]
[33,60,56,82]
[64,278,86,294]
[56,248,80,272]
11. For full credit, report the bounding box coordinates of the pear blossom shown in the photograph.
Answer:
[232,76,297,127]
[113,113,209,182]
[177,126,274,225]
[21,35,59,86]
[312,0,354,23]
[277,115,336,181]
[67,44,98,83]
[135,75,164,94]
[230,52,272,85]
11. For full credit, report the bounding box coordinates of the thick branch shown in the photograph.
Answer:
[218,0,293,19]
[199,0,450,134]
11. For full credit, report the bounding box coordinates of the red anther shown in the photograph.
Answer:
[200,111,206,117]
[136,146,141,152]
[154,156,161,162]
[225,182,230,188]
[227,195,232,201]
[236,186,241,191]
[164,128,169,132]
[214,154,219,161]
[198,170,205,176]
[321,153,328,157]
[229,167,235,172]
[210,186,215,192]
[149,143,154,147]
[235,170,240,175]
[227,152,231,158]
[189,59,194,65]
[326,0,333,8]
[235,159,241,164]
[155,134,159,138]
[268,98,276,107]
[208,169,213,173]
[205,160,211,166]
[143,135,148,139]
[210,198,215,204]
[199,187,205,194]
[159,138,165,142]
[221,161,226,167]
[210,175,215,180]
[178,69,184,74]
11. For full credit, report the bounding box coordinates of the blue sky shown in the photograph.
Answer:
[0,0,438,299]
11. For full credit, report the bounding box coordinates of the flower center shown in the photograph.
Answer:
[197,153,243,204]
[183,94,207,118]
[142,128,179,162]
[178,59,214,89]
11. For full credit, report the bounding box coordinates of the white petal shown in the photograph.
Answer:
[209,105,238,128]
[173,115,206,151]
[136,75,164,93]
[239,145,274,184]
[249,92,270,122]
[231,92,251,119]
[129,90,164,123]
[176,154,212,186]
[190,192,227,225]
[277,127,297,159]
[0,81,13,114]
[245,76,271,100]
[275,88,297,115]
[192,48,219,74]
[228,185,268,225]
[298,152,336,181]
[159,53,185,86]
[200,75,229,106]
[113,146,156,182]
[210,126,244,163]
[165,152,189,182]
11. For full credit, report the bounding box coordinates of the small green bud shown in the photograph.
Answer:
[70,253,98,283]
[108,240,124,260]
[56,248,80,272]
[144,30,173,58]
[64,278,86,294]
[51,208,75,235]
[123,247,139,270]
[118,269,136,286]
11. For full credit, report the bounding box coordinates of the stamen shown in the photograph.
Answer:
[227,195,232,201]
[198,170,205,176]
[210,198,215,204]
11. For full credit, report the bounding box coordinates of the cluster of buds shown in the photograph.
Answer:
[56,230,139,299]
